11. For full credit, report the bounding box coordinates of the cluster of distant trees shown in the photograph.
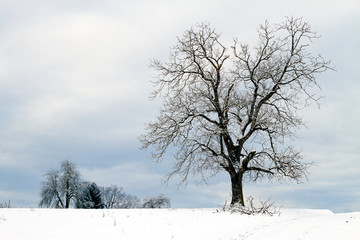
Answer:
[39,160,170,209]
[0,200,11,208]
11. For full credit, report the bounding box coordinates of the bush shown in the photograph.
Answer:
[217,196,281,216]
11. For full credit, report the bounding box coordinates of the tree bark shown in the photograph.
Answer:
[230,172,245,206]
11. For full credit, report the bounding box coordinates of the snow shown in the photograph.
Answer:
[0,208,359,239]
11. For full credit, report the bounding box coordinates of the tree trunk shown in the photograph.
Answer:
[65,192,70,208]
[65,179,70,208]
[230,173,245,206]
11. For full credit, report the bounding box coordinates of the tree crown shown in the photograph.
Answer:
[141,17,332,186]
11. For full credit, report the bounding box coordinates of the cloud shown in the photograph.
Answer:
[80,162,163,191]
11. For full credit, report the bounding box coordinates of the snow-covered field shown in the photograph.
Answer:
[0,208,359,239]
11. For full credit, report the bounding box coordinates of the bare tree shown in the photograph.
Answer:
[100,185,141,209]
[39,169,64,208]
[140,17,332,206]
[39,160,81,208]
[142,194,171,208]
[0,200,11,208]
[118,194,141,209]
[101,185,123,209]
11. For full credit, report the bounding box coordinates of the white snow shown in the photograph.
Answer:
[0,208,359,239]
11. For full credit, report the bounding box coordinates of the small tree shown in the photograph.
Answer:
[101,185,141,209]
[74,181,91,208]
[79,182,105,209]
[142,194,171,208]
[101,185,123,209]
[39,160,81,208]
[140,17,332,206]
[119,194,141,209]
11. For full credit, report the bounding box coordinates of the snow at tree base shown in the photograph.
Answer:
[1,208,359,239]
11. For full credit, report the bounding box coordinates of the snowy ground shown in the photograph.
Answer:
[0,208,359,239]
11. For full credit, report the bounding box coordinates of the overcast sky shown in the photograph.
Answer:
[0,0,359,212]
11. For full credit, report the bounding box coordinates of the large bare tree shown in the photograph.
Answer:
[140,17,331,206]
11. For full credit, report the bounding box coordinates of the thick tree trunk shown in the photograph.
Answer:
[230,173,245,206]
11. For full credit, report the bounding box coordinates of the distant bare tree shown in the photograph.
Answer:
[140,17,332,206]
[119,194,141,209]
[101,185,141,209]
[39,169,63,208]
[101,185,123,209]
[142,194,171,208]
[39,160,81,208]
[0,200,11,208]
